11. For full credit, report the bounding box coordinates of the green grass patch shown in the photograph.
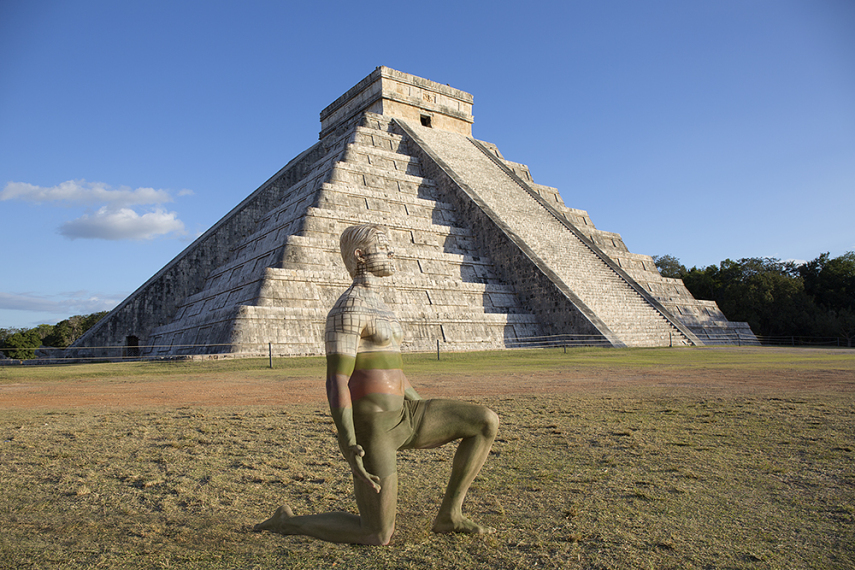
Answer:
[406,345,855,374]
[2,346,853,384]
[0,355,327,383]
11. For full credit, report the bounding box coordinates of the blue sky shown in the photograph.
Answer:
[1,0,853,329]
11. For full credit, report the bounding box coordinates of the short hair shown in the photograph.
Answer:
[340,224,385,277]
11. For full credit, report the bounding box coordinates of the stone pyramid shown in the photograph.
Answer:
[72,67,754,359]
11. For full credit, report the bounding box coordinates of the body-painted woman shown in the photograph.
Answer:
[255,224,498,545]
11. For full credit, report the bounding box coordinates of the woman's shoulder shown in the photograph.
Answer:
[329,287,368,312]
[329,285,391,315]
[326,288,382,331]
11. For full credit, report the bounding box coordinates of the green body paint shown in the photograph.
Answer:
[354,351,403,371]
[327,354,356,377]
[327,352,402,378]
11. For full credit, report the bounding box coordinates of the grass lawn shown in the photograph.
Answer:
[1,347,853,569]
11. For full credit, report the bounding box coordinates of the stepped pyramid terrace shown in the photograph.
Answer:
[70,67,755,359]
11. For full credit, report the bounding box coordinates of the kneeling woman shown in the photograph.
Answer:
[255,224,499,545]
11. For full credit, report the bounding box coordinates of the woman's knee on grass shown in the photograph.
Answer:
[454,401,498,439]
[481,407,499,439]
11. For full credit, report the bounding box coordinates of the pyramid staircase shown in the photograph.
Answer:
[397,120,700,348]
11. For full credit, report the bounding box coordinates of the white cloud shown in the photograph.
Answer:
[0,292,62,313]
[2,179,193,241]
[1,179,173,207]
[0,291,122,315]
[59,207,186,240]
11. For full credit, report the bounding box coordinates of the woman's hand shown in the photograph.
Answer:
[345,444,382,493]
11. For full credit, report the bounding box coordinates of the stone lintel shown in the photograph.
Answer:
[319,66,474,139]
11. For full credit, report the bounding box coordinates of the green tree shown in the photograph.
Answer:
[43,311,109,348]
[1,329,42,359]
[1,311,110,358]
[82,311,108,333]
[682,257,814,338]
[43,320,73,348]
[0,328,23,345]
[800,252,855,310]
[681,264,721,302]
[814,308,855,347]
[800,252,855,344]
[34,323,54,341]
[651,254,687,279]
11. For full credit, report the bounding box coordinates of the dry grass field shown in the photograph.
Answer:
[1,347,853,569]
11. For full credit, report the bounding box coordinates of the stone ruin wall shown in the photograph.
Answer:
[70,141,331,357]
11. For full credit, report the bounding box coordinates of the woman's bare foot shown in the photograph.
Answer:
[254,505,295,533]
[432,515,495,535]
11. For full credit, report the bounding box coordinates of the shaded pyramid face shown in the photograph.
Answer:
[72,67,754,359]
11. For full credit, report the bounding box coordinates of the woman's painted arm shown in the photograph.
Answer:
[326,352,382,493]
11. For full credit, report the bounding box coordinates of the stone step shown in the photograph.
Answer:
[279,233,499,269]
[317,181,455,213]
[315,184,456,225]
[358,112,398,134]
[328,160,435,196]
[352,125,409,154]
[300,206,473,246]
[348,129,420,169]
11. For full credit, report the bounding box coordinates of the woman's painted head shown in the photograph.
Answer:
[339,224,394,278]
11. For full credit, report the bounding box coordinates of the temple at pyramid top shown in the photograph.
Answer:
[68,66,755,361]
[319,66,475,139]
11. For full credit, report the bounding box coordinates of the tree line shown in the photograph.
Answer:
[0,312,108,360]
[653,251,855,345]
